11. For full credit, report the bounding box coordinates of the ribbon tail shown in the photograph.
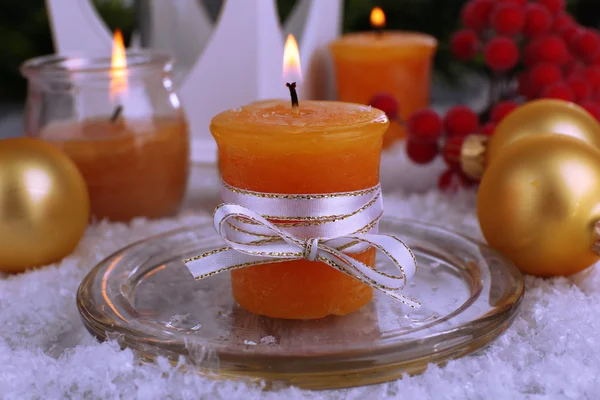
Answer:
[326,235,417,285]
[318,249,421,309]
[183,246,288,280]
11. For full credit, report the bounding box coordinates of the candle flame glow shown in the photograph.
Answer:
[370,7,386,29]
[283,34,302,83]
[110,29,128,100]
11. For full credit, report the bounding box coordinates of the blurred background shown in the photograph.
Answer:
[0,0,598,136]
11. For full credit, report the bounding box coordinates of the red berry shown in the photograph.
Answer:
[523,42,539,67]
[580,101,600,122]
[406,140,438,164]
[438,169,460,192]
[518,72,536,99]
[584,66,600,94]
[504,0,528,5]
[561,25,582,46]
[570,29,600,64]
[535,0,565,15]
[442,136,465,169]
[523,4,553,38]
[461,0,495,32]
[444,106,480,137]
[440,169,463,191]
[563,58,584,78]
[481,122,497,136]
[541,82,574,101]
[566,75,591,101]
[451,29,481,61]
[491,101,519,122]
[529,35,569,65]
[459,172,478,188]
[484,37,519,72]
[369,93,398,120]
[491,4,525,36]
[589,52,600,67]
[529,63,563,94]
[407,109,444,142]
[438,169,476,192]
[552,13,575,34]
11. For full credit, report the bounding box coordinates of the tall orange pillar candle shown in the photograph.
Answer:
[212,36,389,320]
[329,7,437,147]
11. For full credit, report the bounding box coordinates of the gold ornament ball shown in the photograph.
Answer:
[487,99,600,166]
[478,134,600,277]
[0,138,90,273]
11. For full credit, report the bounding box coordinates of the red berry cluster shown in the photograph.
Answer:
[406,0,600,190]
[406,102,517,191]
[454,0,600,106]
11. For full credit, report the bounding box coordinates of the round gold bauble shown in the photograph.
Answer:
[487,99,600,167]
[0,138,90,273]
[477,134,600,277]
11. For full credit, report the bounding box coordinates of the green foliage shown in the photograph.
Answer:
[94,0,135,41]
[0,2,52,101]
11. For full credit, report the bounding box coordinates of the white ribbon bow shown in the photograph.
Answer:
[184,183,420,308]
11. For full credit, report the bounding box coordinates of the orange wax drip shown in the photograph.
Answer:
[43,117,189,222]
[212,100,389,319]
[329,32,437,147]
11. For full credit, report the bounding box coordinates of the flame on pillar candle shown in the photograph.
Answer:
[283,34,302,84]
[283,34,302,112]
[370,7,386,30]
[110,29,128,101]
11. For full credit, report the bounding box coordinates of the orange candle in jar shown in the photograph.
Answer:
[329,7,437,148]
[42,118,189,222]
[212,35,389,320]
[36,31,189,222]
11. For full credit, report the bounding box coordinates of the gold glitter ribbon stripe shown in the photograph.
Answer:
[230,192,381,228]
[222,181,381,200]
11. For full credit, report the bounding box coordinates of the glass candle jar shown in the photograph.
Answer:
[212,99,389,320]
[20,52,189,222]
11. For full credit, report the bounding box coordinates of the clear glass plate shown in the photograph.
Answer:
[77,218,523,390]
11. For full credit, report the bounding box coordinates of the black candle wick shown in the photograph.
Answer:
[110,104,123,123]
[286,82,299,111]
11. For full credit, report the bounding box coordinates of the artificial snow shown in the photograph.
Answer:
[1,144,599,399]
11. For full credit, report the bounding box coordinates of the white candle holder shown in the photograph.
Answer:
[45,0,343,164]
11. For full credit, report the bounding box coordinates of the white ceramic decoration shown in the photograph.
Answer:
[145,0,213,82]
[45,0,343,163]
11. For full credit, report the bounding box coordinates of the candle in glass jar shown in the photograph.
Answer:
[22,30,190,222]
[329,7,437,147]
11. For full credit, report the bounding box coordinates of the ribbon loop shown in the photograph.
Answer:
[303,238,320,261]
[184,183,420,309]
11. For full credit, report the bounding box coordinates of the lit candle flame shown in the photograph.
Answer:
[283,34,302,84]
[370,7,386,30]
[110,29,127,100]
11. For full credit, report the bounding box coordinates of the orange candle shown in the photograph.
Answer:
[329,7,437,147]
[213,99,388,319]
[42,118,189,222]
[209,32,388,320]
